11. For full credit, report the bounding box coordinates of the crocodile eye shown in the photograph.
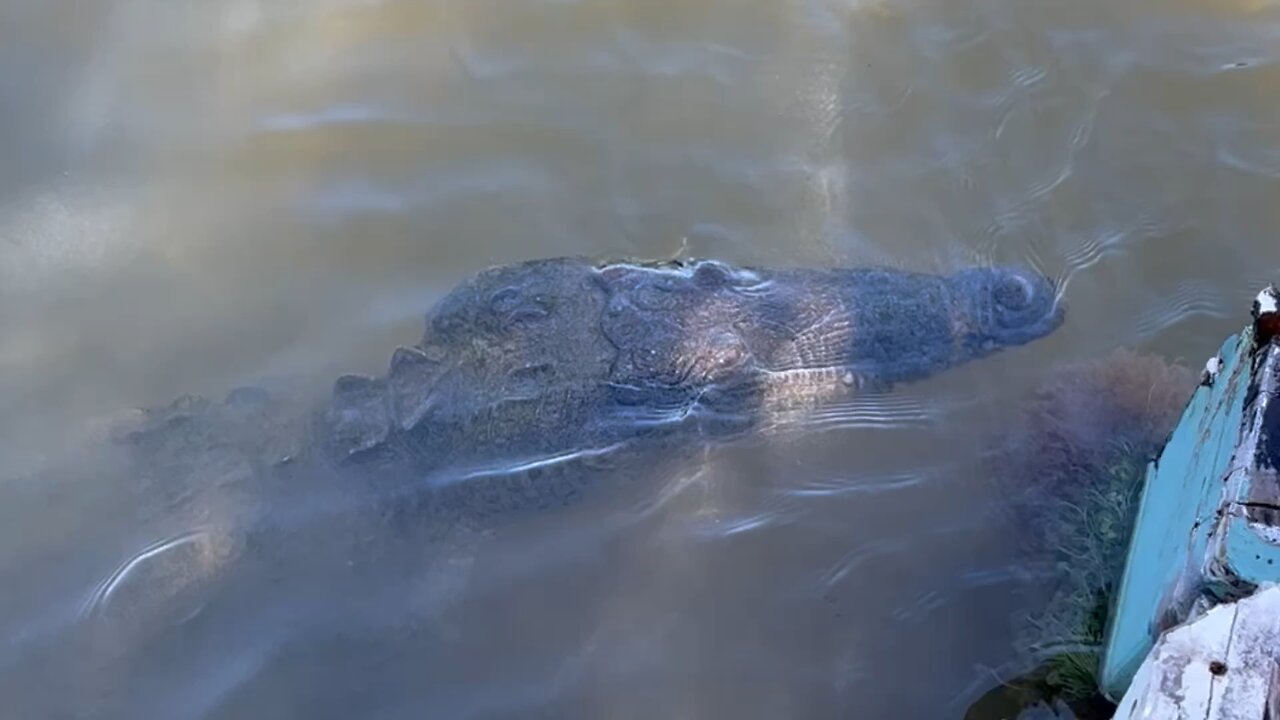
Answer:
[488,287,551,324]
[994,276,1032,312]
[693,261,731,288]
[489,287,522,314]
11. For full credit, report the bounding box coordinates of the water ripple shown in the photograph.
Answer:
[1060,228,1129,276]
[819,511,1007,592]
[78,527,226,623]
[820,537,908,589]
[1132,279,1232,340]
[889,563,1057,623]
[256,103,404,132]
[1215,142,1280,179]
[688,503,799,540]
[785,470,926,498]
[1008,63,1048,89]
[764,394,942,434]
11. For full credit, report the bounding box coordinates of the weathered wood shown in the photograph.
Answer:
[1102,290,1280,702]
[1202,342,1280,604]
[1112,585,1280,720]
[1099,332,1251,699]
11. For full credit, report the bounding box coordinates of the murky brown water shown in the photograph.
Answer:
[4,0,1280,717]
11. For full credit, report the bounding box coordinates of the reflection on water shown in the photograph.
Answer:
[4,0,1280,717]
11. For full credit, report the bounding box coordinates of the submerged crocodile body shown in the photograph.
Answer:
[121,256,1065,528]
[0,256,1066,719]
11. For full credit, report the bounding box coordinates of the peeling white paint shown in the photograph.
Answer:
[1256,285,1279,316]
[1202,354,1224,386]
[1113,585,1280,720]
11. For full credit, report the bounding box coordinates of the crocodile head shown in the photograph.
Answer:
[320,258,1065,464]
[947,265,1065,361]
[593,259,1065,396]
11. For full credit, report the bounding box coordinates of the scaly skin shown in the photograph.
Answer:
[0,256,1064,713]
[122,256,1065,527]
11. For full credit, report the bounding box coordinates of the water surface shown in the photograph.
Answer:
[4,0,1280,717]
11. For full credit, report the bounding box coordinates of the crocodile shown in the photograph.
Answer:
[116,256,1065,532]
[0,255,1067,712]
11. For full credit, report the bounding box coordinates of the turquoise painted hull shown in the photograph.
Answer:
[1101,317,1280,700]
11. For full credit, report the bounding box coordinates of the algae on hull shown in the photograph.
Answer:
[972,350,1194,718]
